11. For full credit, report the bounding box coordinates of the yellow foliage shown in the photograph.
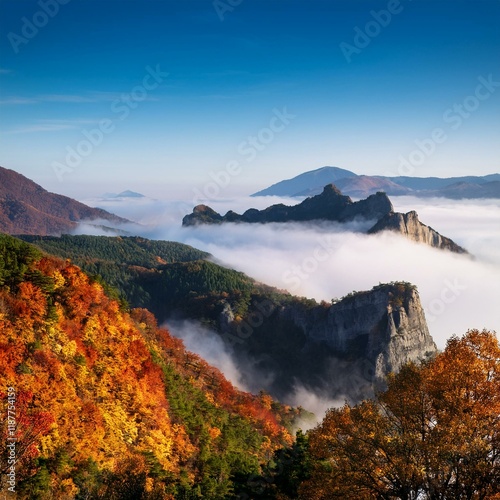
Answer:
[60,339,77,359]
[82,315,100,345]
[51,270,66,290]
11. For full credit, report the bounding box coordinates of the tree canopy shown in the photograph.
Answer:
[302,329,500,499]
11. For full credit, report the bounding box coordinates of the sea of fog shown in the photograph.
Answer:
[84,193,500,351]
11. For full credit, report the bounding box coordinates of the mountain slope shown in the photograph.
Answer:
[19,234,255,313]
[0,234,299,498]
[420,180,500,199]
[0,166,130,235]
[21,233,438,404]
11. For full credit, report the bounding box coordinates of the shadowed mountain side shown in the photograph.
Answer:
[0,166,130,235]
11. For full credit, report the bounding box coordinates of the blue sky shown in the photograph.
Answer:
[1,0,499,199]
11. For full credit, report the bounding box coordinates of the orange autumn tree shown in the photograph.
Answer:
[0,390,54,482]
[302,329,500,500]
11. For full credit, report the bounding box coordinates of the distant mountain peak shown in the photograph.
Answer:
[252,166,358,197]
[102,190,145,199]
[117,190,145,198]
[252,166,500,199]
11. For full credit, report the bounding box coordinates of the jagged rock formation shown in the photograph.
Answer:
[368,210,468,253]
[184,204,224,225]
[183,184,393,226]
[183,183,467,254]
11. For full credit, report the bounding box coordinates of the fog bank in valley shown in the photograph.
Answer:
[86,194,500,350]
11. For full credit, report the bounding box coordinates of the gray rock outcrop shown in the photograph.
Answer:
[368,211,468,253]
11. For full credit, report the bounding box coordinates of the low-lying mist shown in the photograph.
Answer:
[165,318,361,427]
[166,319,248,391]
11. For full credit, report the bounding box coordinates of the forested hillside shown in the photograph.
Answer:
[0,234,304,498]
[19,235,261,317]
[20,235,209,265]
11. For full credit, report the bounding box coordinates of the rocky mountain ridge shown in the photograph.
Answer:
[183,184,393,225]
[183,183,467,253]
[369,211,468,253]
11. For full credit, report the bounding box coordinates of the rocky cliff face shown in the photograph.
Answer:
[288,285,433,363]
[219,283,437,402]
[368,211,468,253]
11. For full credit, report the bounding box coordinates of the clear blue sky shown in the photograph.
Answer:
[1,0,499,198]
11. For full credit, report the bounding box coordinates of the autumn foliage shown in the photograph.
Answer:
[0,235,295,498]
[302,329,500,499]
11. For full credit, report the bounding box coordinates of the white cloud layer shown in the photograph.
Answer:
[85,195,500,350]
